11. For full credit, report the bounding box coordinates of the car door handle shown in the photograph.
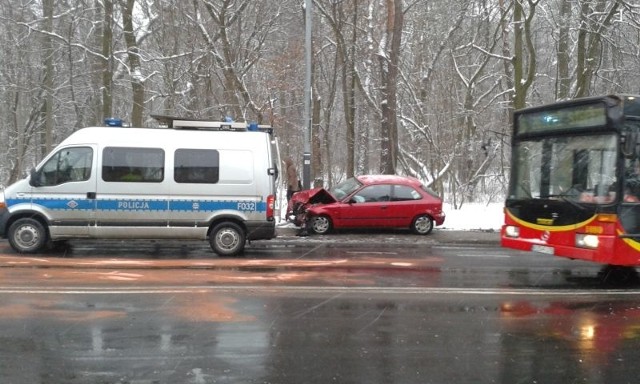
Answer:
[87,192,96,199]
[380,205,388,209]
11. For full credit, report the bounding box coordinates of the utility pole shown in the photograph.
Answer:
[302,0,312,189]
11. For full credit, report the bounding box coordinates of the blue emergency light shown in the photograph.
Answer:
[104,118,123,127]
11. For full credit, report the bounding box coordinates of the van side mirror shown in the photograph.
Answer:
[29,168,41,187]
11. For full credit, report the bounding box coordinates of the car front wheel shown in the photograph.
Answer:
[8,218,48,253]
[209,222,246,256]
[308,215,332,235]
[411,215,434,235]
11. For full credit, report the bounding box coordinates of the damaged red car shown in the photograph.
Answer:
[286,175,445,235]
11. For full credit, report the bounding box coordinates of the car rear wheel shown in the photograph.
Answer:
[411,215,434,235]
[8,218,48,253]
[308,215,332,235]
[209,222,246,256]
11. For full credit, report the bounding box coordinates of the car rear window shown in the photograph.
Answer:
[393,185,422,201]
[421,185,441,199]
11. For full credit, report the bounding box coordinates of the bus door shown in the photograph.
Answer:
[620,158,640,234]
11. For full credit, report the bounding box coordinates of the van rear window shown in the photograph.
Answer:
[174,149,219,184]
[102,147,165,182]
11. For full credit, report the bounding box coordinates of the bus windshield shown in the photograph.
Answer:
[509,134,617,204]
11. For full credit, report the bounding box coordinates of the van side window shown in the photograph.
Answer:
[37,147,93,186]
[174,149,220,184]
[102,147,164,182]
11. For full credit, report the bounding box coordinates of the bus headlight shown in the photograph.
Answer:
[504,225,520,238]
[576,234,599,249]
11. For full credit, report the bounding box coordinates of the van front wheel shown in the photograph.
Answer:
[209,222,246,256]
[8,218,48,254]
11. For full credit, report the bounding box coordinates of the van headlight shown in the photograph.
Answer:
[504,225,520,238]
[576,234,599,249]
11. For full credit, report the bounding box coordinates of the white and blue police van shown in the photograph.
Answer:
[0,117,279,256]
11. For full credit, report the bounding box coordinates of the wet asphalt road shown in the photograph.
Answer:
[1,230,640,383]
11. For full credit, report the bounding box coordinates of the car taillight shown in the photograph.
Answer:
[266,194,275,220]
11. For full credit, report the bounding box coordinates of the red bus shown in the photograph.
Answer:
[501,94,640,266]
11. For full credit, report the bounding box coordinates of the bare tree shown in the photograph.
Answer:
[121,0,144,127]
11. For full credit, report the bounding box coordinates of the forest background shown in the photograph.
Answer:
[1,0,639,208]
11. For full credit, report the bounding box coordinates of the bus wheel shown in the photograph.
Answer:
[411,215,434,235]
[8,218,48,254]
[209,222,245,256]
[599,265,640,286]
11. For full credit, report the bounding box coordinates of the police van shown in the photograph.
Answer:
[0,117,279,256]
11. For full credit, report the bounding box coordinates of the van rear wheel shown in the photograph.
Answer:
[209,222,246,256]
[8,218,48,254]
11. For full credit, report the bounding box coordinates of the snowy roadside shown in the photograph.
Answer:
[276,202,504,232]
[440,202,503,231]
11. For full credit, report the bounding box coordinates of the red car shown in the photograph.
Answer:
[287,175,445,235]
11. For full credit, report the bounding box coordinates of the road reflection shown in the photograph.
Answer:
[500,298,640,382]
[1,288,639,383]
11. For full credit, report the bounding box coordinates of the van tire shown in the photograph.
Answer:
[210,222,245,256]
[8,218,48,254]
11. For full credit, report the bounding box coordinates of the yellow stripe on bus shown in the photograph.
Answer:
[617,229,640,251]
[505,208,597,232]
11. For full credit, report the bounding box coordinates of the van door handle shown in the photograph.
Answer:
[87,192,96,199]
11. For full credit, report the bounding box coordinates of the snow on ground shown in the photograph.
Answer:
[440,202,503,231]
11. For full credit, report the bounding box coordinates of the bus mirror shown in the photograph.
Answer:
[28,168,41,187]
[623,132,639,158]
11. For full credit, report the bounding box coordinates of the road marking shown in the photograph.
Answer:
[456,253,510,258]
[347,251,398,255]
[0,285,638,296]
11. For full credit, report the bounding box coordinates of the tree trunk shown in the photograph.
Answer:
[102,0,113,121]
[379,0,403,174]
[122,0,144,127]
[575,0,618,98]
[312,95,322,184]
[556,0,571,100]
[42,0,54,159]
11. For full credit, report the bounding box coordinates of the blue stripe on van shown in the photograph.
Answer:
[170,200,266,212]
[9,198,266,213]
[31,198,94,210]
[97,200,167,211]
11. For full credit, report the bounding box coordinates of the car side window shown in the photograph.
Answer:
[353,185,392,203]
[37,147,93,186]
[392,185,422,201]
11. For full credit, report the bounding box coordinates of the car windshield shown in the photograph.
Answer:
[329,177,363,200]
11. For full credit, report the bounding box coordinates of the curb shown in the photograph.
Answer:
[268,226,500,247]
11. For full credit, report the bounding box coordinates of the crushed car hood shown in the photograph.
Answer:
[290,188,337,205]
